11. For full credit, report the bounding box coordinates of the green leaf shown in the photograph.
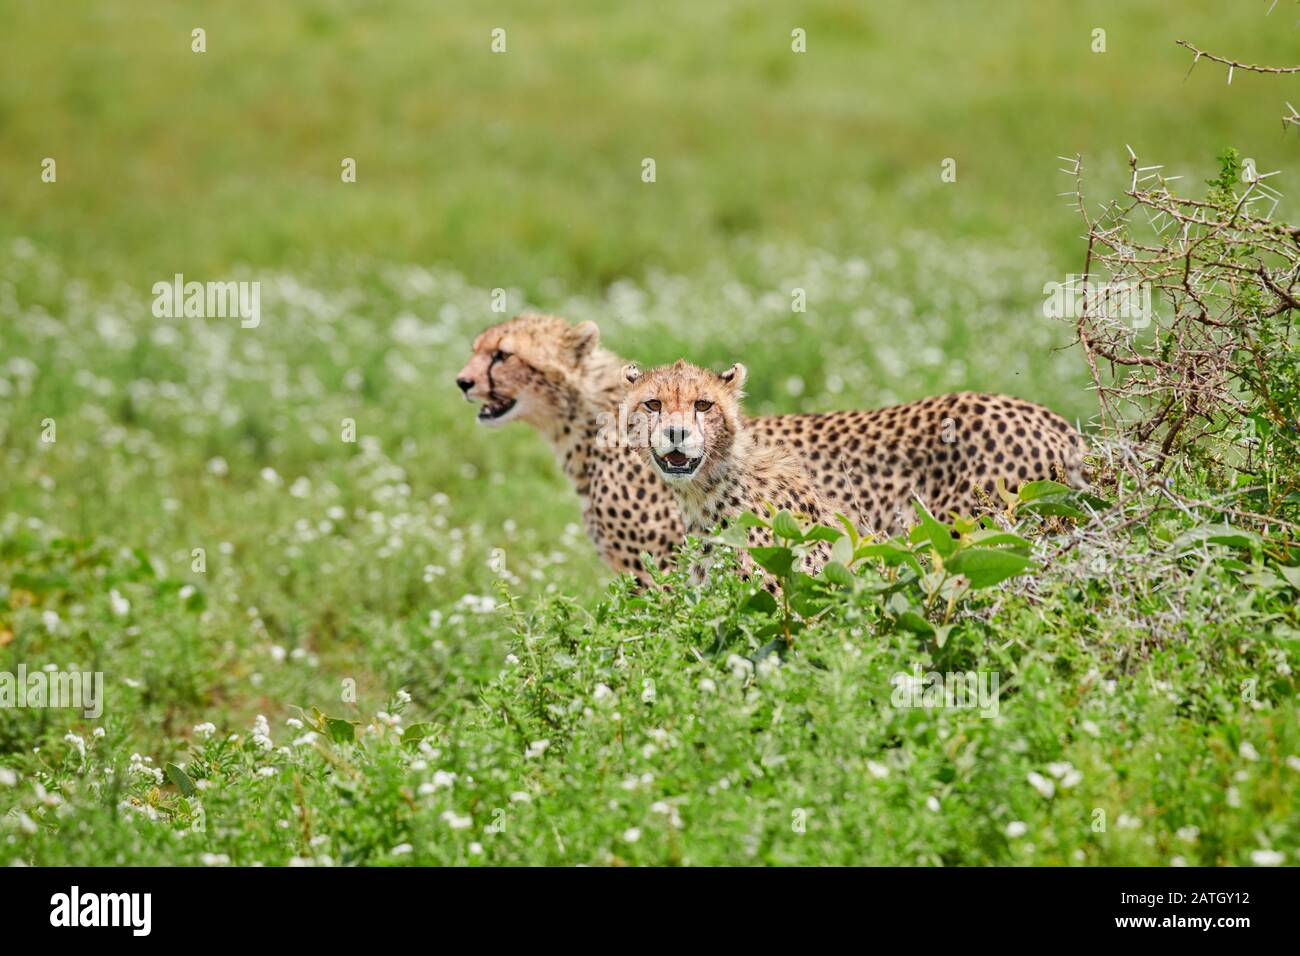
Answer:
[749,546,795,578]
[945,547,1036,588]
[325,717,356,744]
[960,529,1032,552]
[771,511,803,542]
[1240,571,1284,590]
[833,513,860,548]
[896,610,935,637]
[911,500,956,558]
[1016,479,1074,501]
[744,588,779,614]
[831,533,854,566]
[1173,524,1262,552]
[401,722,435,747]
[803,525,842,544]
[165,763,197,797]
[858,541,924,577]
[790,589,831,617]
[1277,564,1300,591]
[1020,496,1090,519]
[821,561,855,589]
[715,524,751,550]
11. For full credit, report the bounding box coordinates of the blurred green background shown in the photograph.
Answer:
[3,0,1296,293]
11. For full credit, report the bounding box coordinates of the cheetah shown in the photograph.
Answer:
[456,314,684,583]
[456,315,1086,581]
[621,359,831,582]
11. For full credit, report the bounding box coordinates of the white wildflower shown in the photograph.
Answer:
[525,739,550,760]
[1027,772,1055,798]
[251,714,273,751]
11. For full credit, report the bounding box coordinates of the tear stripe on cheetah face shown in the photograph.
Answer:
[623,359,831,584]
[458,317,1088,584]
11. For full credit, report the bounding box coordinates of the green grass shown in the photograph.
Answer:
[1,1,1298,865]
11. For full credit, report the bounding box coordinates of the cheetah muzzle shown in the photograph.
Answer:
[652,448,703,478]
[477,395,518,423]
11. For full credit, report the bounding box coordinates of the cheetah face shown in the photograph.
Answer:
[649,416,706,480]
[457,315,600,429]
[457,343,532,427]
[622,360,747,486]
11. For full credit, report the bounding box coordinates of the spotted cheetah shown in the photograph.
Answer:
[621,359,831,581]
[456,315,1086,582]
[456,314,684,583]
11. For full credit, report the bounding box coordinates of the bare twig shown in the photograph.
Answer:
[1176,39,1300,78]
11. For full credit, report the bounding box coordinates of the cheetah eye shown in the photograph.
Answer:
[492,349,510,363]
[642,399,662,413]
[694,400,714,413]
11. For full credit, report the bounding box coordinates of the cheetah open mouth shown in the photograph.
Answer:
[477,396,517,422]
[652,449,702,477]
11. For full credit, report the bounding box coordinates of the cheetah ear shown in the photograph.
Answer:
[621,363,642,386]
[571,320,600,362]
[719,363,747,391]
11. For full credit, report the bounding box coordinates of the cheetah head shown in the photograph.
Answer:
[622,359,747,485]
[456,314,601,428]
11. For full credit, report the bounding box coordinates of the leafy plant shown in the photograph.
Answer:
[719,482,1105,652]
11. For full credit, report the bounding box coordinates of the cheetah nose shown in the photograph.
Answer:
[664,425,689,446]
[456,376,473,393]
